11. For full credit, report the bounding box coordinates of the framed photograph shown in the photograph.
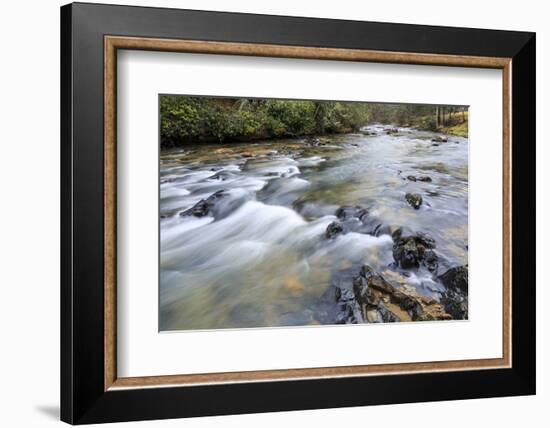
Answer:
[60,2,535,424]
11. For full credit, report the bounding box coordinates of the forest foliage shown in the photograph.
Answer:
[160,96,467,147]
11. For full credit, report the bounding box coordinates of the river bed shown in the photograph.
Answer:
[159,124,468,331]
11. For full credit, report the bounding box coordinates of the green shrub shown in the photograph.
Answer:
[159,96,450,147]
[420,117,438,132]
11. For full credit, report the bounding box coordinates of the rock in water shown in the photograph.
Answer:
[441,289,468,320]
[422,249,439,272]
[438,265,468,292]
[335,265,452,323]
[406,175,431,182]
[335,205,369,221]
[405,193,423,209]
[208,170,234,181]
[438,265,469,320]
[334,286,363,324]
[392,232,438,272]
[354,265,394,296]
[180,190,228,217]
[353,266,417,322]
[389,290,424,320]
[431,136,448,143]
[326,221,344,239]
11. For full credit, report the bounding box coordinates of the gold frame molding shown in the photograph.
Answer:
[104,36,512,391]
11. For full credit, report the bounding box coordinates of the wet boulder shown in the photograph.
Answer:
[405,192,423,209]
[385,128,399,135]
[392,232,438,272]
[334,286,362,324]
[336,264,452,323]
[391,226,414,242]
[390,291,424,320]
[438,265,468,320]
[407,175,432,182]
[180,190,228,217]
[208,170,235,181]
[326,221,345,239]
[438,265,468,293]
[441,288,468,320]
[352,266,392,320]
[353,265,394,296]
[431,136,448,143]
[180,189,248,219]
[353,265,424,322]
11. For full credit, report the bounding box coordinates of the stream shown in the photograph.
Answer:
[159,124,468,331]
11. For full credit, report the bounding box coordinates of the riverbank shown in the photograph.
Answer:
[412,111,469,138]
[160,95,468,147]
[160,96,371,147]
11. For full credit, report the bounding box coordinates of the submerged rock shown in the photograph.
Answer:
[407,175,432,183]
[335,205,369,221]
[326,221,345,239]
[405,192,423,209]
[370,223,400,238]
[423,249,439,272]
[392,232,438,272]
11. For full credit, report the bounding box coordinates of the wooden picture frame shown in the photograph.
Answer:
[61,2,535,424]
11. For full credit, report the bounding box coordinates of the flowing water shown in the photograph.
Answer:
[159,125,468,331]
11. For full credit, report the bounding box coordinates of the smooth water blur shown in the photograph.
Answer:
[159,125,468,331]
